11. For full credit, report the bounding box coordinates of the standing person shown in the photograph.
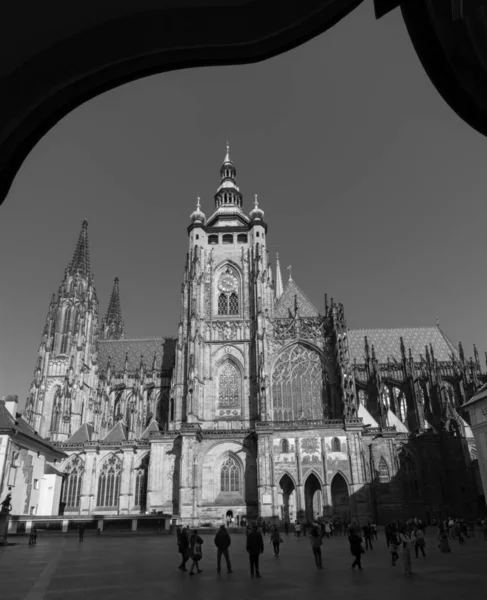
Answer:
[324,522,331,539]
[262,521,267,537]
[389,529,400,567]
[349,529,364,571]
[310,525,324,570]
[270,526,283,557]
[295,521,301,538]
[176,525,182,545]
[178,527,190,571]
[214,525,233,574]
[78,523,85,543]
[399,527,414,576]
[363,523,373,551]
[29,525,37,546]
[188,529,204,576]
[413,526,426,558]
[246,524,264,578]
[371,522,378,541]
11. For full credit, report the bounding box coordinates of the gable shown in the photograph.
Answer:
[275,279,319,319]
[103,420,128,443]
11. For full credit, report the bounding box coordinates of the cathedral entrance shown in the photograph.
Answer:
[304,473,323,522]
[279,474,296,523]
[331,473,350,518]
[226,510,234,526]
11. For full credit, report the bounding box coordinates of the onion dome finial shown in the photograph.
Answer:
[249,193,264,221]
[190,196,206,223]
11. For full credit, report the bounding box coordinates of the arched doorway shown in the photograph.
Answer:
[331,473,350,519]
[279,474,296,523]
[226,509,234,526]
[304,473,322,522]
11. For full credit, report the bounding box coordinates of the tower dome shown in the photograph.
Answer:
[190,197,206,224]
[249,194,264,221]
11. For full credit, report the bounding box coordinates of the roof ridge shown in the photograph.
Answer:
[349,326,438,333]
[98,337,171,343]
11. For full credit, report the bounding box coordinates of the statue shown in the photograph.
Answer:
[1,492,12,514]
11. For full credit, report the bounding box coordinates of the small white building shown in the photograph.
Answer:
[462,385,487,503]
[0,395,66,516]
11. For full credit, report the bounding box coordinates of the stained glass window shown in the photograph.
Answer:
[62,456,84,508]
[218,293,227,315]
[97,455,122,507]
[271,344,324,421]
[221,456,240,492]
[229,293,239,315]
[218,362,240,409]
[381,387,391,409]
[378,457,390,483]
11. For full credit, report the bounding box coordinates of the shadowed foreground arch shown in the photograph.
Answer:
[0,0,364,206]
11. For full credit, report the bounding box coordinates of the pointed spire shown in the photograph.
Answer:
[215,143,242,209]
[224,141,231,164]
[275,252,283,299]
[102,277,124,340]
[67,220,90,277]
[287,264,293,281]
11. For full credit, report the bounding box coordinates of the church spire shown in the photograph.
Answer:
[275,252,283,299]
[67,220,90,277]
[101,277,125,340]
[214,142,243,210]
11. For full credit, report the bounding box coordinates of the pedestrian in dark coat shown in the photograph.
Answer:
[188,529,204,576]
[246,524,264,578]
[310,525,324,569]
[270,526,283,557]
[178,527,190,571]
[214,525,233,574]
[349,531,364,571]
[78,523,85,542]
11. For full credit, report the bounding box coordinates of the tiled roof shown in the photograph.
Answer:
[347,327,459,364]
[275,278,320,319]
[140,418,160,440]
[66,423,94,444]
[103,421,128,443]
[97,337,176,373]
[45,464,64,476]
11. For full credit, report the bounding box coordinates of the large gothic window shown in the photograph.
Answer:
[218,362,240,411]
[62,455,84,508]
[134,456,148,510]
[221,456,240,492]
[271,344,324,421]
[377,457,390,483]
[216,267,239,316]
[96,455,122,507]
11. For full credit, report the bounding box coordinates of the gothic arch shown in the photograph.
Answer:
[61,454,84,510]
[214,262,242,318]
[330,471,350,516]
[271,342,326,421]
[96,453,123,508]
[377,456,390,483]
[216,358,243,417]
[303,468,324,487]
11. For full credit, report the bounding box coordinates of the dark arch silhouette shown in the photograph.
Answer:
[330,472,350,519]
[0,0,364,206]
[279,473,296,523]
[304,472,322,521]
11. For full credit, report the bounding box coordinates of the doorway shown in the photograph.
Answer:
[279,474,296,522]
[304,473,322,521]
[330,473,350,519]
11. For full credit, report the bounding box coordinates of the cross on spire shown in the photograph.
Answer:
[287,264,292,281]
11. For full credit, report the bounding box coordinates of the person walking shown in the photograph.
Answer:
[310,525,324,569]
[324,522,331,539]
[389,529,400,566]
[413,526,426,558]
[270,526,283,557]
[348,529,364,571]
[399,527,414,576]
[29,525,37,546]
[188,529,204,576]
[78,523,85,543]
[214,525,233,574]
[246,524,264,578]
[178,527,190,571]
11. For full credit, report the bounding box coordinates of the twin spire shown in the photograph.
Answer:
[67,220,90,277]
[103,277,124,340]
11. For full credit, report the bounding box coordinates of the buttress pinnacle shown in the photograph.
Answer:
[103,277,125,340]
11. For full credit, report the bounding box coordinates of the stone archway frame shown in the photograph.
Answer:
[278,471,298,521]
[330,470,351,517]
[303,469,324,521]
[269,340,333,420]
[212,353,245,420]
[199,440,248,506]
[213,261,243,318]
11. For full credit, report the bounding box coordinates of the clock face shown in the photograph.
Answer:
[218,272,238,292]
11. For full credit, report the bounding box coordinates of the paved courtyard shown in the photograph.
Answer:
[1,531,486,600]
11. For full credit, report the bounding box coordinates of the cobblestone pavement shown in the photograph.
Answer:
[1,532,486,600]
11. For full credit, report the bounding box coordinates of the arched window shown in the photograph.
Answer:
[134,456,148,510]
[237,234,248,244]
[216,267,239,316]
[271,344,324,421]
[220,456,240,492]
[96,455,122,507]
[61,455,84,508]
[331,437,341,453]
[377,457,390,483]
[281,439,289,453]
[208,235,218,245]
[358,390,368,408]
[399,394,407,422]
[218,362,240,410]
[222,234,233,244]
[381,387,391,410]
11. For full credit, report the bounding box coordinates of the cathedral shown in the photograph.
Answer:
[23,146,484,525]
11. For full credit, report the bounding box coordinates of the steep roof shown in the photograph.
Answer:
[45,463,64,476]
[66,423,94,444]
[140,418,160,440]
[97,337,176,373]
[103,420,128,443]
[348,326,459,364]
[0,399,66,460]
[275,278,320,319]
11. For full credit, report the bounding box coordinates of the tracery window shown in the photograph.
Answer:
[381,387,391,410]
[377,457,390,483]
[96,455,122,507]
[358,390,368,408]
[62,455,84,508]
[331,437,341,453]
[228,293,239,315]
[281,439,289,453]
[218,362,240,409]
[216,267,239,316]
[221,456,240,492]
[271,344,324,421]
[399,394,407,422]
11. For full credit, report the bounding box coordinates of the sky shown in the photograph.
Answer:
[1,4,487,408]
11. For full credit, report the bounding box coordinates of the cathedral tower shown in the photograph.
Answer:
[25,221,99,441]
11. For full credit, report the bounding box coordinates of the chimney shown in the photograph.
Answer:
[5,395,19,418]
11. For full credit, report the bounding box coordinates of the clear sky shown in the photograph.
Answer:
[1,4,486,408]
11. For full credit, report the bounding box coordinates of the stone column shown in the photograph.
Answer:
[321,436,331,516]
[79,451,95,515]
[119,449,134,514]
[256,428,274,518]
[295,438,305,516]
[178,430,198,523]
[147,439,166,511]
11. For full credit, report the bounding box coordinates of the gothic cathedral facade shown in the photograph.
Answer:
[25,147,484,525]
